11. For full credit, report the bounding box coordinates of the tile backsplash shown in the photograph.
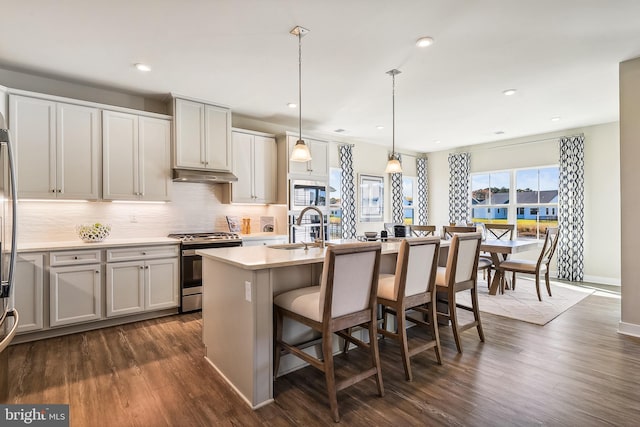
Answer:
[17,182,288,244]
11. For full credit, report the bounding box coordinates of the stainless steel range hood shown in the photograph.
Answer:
[172,169,238,184]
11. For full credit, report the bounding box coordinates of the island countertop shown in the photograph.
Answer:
[196,240,405,270]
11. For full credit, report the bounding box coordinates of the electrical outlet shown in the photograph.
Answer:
[245,281,252,302]
[130,215,138,223]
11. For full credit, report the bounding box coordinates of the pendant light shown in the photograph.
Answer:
[385,69,403,174]
[290,26,312,162]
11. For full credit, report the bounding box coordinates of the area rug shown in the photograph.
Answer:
[456,278,595,325]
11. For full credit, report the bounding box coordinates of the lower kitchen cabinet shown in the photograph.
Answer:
[50,263,102,327]
[13,253,45,333]
[106,245,179,317]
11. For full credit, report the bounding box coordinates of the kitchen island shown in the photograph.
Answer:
[196,241,403,409]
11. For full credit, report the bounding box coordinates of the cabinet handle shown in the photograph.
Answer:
[57,189,62,193]
[145,266,149,269]
[142,252,146,255]
[73,256,78,260]
[51,189,56,193]
[95,270,99,274]
[140,266,144,270]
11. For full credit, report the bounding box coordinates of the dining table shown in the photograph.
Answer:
[479,239,540,295]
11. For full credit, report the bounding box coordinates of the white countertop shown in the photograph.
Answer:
[196,240,404,270]
[18,237,180,252]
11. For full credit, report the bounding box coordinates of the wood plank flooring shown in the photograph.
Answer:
[4,291,640,426]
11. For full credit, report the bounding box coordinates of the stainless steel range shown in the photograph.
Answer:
[168,232,243,312]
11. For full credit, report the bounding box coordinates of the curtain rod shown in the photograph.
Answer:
[477,133,584,151]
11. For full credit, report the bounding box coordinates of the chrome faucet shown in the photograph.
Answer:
[296,206,325,248]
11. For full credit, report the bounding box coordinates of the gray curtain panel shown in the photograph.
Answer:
[339,144,357,239]
[391,154,404,224]
[416,157,428,225]
[448,152,471,225]
[558,135,585,281]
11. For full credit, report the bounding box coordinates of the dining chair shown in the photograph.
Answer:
[410,225,437,237]
[376,237,442,381]
[498,227,560,301]
[442,225,492,286]
[435,232,484,353]
[273,242,384,422]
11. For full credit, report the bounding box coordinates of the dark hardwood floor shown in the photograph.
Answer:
[5,291,640,426]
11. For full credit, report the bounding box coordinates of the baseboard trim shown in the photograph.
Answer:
[618,321,640,338]
[549,271,620,286]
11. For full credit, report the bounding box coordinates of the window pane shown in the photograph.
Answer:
[329,208,342,239]
[539,167,559,203]
[516,206,539,239]
[403,208,414,225]
[471,174,490,205]
[516,169,539,203]
[472,207,509,223]
[490,172,510,205]
[329,168,342,206]
[402,177,414,207]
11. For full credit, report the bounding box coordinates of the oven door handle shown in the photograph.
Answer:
[182,249,197,256]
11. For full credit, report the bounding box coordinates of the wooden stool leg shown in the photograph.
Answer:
[428,298,442,365]
[368,314,384,397]
[322,332,340,422]
[396,305,412,381]
[471,286,485,342]
[449,290,462,353]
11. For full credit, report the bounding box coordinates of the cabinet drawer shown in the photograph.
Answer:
[106,245,179,262]
[50,249,102,266]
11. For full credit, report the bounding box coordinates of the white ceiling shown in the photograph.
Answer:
[2,0,640,153]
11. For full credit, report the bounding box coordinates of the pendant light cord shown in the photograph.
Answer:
[392,72,395,158]
[298,32,302,142]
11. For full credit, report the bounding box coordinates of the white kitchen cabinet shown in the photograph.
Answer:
[9,94,100,199]
[286,134,329,179]
[13,253,45,333]
[173,97,232,172]
[231,129,277,203]
[105,245,179,317]
[102,110,171,201]
[50,262,102,327]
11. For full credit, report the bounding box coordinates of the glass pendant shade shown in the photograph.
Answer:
[385,155,403,174]
[291,139,312,162]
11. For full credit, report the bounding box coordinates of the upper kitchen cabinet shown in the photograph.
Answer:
[173,97,232,172]
[231,129,277,204]
[9,94,100,199]
[285,133,329,179]
[103,110,171,201]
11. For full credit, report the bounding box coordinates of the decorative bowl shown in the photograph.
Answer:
[364,231,378,239]
[76,223,111,242]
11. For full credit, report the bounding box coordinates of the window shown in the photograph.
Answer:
[402,176,415,225]
[471,171,510,224]
[329,168,342,239]
[471,166,559,239]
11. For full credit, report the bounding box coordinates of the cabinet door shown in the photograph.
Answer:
[139,116,171,201]
[106,261,145,317]
[145,258,179,310]
[103,110,139,200]
[57,103,100,199]
[174,98,205,169]
[9,95,56,198]
[253,135,277,203]
[231,131,254,203]
[204,104,232,171]
[50,264,102,327]
[287,135,328,178]
[13,253,44,333]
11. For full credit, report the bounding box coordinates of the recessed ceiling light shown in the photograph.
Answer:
[287,103,297,108]
[134,63,151,72]
[551,116,561,122]
[416,37,434,48]
[494,131,505,135]
[503,89,517,96]
[334,129,346,133]
[376,125,384,130]
[434,140,441,144]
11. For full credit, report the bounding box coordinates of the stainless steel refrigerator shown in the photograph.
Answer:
[0,111,18,402]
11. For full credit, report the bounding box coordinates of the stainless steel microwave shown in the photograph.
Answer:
[290,180,328,211]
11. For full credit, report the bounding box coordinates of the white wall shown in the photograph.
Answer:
[427,122,620,285]
[619,56,640,336]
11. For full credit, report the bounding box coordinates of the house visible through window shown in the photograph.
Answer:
[471,166,559,239]
[329,168,342,239]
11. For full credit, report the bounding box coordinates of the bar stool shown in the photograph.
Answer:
[376,237,442,381]
[273,242,384,422]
